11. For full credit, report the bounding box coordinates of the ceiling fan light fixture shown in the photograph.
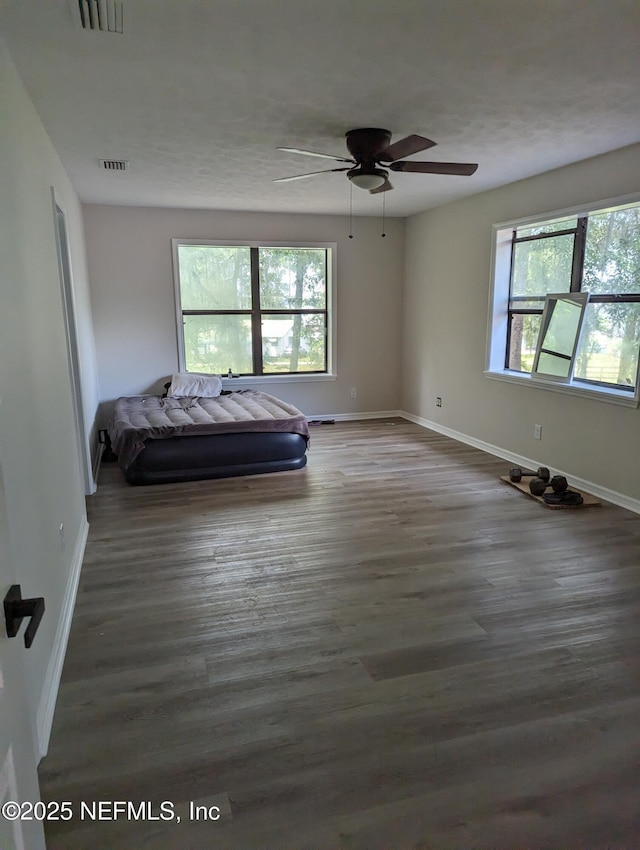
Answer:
[347,167,388,191]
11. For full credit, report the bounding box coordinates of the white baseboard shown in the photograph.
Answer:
[400,410,640,516]
[36,517,89,758]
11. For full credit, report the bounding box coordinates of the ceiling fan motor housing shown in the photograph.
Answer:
[345,128,392,164]
[345,129,392,189]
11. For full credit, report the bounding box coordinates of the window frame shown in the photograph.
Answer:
[172,239,337,381]
[486,193,640,407]
[531,292,589,383]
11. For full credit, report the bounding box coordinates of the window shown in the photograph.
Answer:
[173,241,334,377]
[531,293,589,382]
[488,198,640,404]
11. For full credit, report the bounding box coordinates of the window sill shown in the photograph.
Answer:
[484,369,639,408]
[222,373,336,388]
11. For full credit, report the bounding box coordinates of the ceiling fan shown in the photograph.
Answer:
[274,128,478,193]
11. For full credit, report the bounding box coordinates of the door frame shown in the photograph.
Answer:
[51,189,95,495]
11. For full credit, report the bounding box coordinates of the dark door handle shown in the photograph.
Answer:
[3,585,45,648]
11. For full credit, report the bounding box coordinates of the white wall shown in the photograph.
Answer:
[403,143,640,506]
[0,42,99,752]
[83,205,404,422]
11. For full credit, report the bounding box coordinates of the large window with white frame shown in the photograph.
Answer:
[173,241,334,377]
[487,198,640,404]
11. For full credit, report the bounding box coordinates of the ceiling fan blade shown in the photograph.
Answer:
[378,134,437,162]
[390,161,478,176]
[277,147,353,163]
[369,178,394,194]
[273,168,351,183]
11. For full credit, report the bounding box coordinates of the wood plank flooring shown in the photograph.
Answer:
[39,419,640,849]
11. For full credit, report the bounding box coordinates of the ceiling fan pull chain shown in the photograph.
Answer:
[381,192,386,238]
[349,182,353,239]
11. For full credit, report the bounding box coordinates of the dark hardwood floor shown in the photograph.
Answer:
[39,419,640,849]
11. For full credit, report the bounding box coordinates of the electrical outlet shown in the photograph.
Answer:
[350,387,357,398]
[534,424,542,440]
[436,397,442,407]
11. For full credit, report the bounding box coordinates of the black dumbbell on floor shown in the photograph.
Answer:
[529,475,568,496]
[509,466,550,483]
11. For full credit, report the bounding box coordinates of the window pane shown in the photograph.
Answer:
[537,352,572,378]
[183,315,252,374]
[582,207,640,295]
[511,234,574,297]
[258,248,327,310]
[178,245,252,309]
[508,313,541,372]
[261,313,326,373]
[517,217,577,238]
[540,298,584,357]
[508,299,546,309]
[575,302,640,389]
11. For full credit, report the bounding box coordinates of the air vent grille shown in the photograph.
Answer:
[78,0,123,33]
[100,159,129,171]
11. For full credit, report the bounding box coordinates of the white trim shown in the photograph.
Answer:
[171,239,337,378]
[486,192,640,406]
[36,518,89,758]
[51,189,97,495]
[222,373,337,388]
[399,411,640,516]
[171,238,187,371]
[484,369,639,408]
[92,440,103,484]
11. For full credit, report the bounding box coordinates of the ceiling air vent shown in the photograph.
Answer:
[78,0,123,33]
[100,159,129,171]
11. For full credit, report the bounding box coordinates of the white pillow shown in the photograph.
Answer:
[167,372,222,398]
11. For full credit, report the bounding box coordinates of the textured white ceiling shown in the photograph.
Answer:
[2,0,640,217]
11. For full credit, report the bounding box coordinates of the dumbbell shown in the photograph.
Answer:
[509,466,550,483]
[529,474,568,496]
